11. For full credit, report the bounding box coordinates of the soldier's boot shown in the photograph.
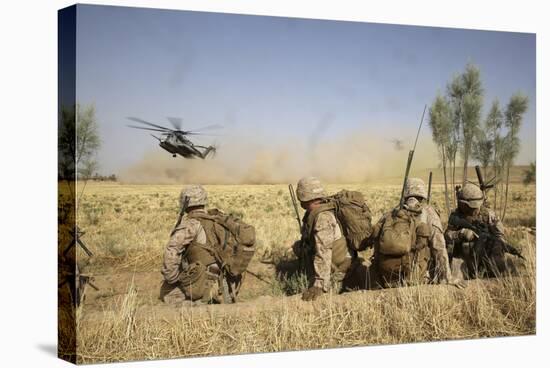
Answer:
[160,281,189,306]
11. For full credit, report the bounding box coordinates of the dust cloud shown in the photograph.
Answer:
[120,130,439,184]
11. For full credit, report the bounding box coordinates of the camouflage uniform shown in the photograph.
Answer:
[445,184,507,279]
[294,177,356,300]
[160,185,222,305]
[369,178,453,288]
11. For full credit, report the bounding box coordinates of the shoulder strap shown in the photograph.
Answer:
[305,202,336,237]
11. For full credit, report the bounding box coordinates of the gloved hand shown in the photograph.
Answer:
[302,286,324,301]
[459,228,478,242]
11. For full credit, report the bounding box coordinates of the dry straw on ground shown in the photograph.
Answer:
[59,182,536,363]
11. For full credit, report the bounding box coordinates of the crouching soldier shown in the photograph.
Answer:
[160,184,256,305]
[292,177,373,301]
[368,178,463,289]
[445,184,521,280]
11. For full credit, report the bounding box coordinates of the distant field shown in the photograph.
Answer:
[60,180,536,363]
[368,165,532,185]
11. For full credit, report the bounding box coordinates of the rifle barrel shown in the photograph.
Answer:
[288,184,302,231]
[427,171,433,204]
[398,105,427,209]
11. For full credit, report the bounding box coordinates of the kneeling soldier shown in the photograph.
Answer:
[445,183,520,279]
[293,177,371,301]
[160,184,255,305]
[368,178,463,289]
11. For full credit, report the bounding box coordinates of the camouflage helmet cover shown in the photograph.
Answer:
[458,183,484,209]
[180,184,208,207]
[296,176,325,202]
[404,178,427,199]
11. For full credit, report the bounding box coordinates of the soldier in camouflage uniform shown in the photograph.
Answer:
[368,178,463,288]
[293,177,359,301]
[445,183,509,279]
[160,185,224,305]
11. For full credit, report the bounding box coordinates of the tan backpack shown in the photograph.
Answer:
[327,190,373,251]
[378,209,417,256]
[189,209,256,277]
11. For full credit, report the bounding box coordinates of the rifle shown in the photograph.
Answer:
[171,195,190,236]
[288,184,308,274]
[427,171,433,204]
[448,215,525,260]
[455,184,462,205]
[398,105,427,209]
[288,184,302,231]
[474,165,498,206]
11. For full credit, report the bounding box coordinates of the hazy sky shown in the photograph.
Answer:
[74,4,536,175]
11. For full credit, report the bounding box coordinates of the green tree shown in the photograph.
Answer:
[472,129,493,178]
[76,104,101,176]
[523,162,536,185]
[484,100,504,210]
[428,93,453,214]
[59,105,76,182]
[446,74,463,202]
[501,93,528,220]
[75,103,101,201]
[459,64,484,186]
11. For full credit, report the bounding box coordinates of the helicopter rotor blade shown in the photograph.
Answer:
[127,124,169,133]
[150,134,162,141]
[166,117,183,131]
[127,117,174,132]
[187,124,224,132]
[185,132,223,136]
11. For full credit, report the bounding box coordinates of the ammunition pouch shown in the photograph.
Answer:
[413,222,430,251]
[178,262,209,301]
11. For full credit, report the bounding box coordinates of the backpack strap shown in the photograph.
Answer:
[305,201,337,238]
[185,212,220,264]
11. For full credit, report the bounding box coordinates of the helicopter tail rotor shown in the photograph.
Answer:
[204,145,217,159]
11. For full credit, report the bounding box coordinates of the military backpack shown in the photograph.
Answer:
[327,190,373,251]
[188,209,256,277]
[378,209,418,256]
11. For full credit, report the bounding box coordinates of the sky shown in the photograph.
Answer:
[73,4,536,179]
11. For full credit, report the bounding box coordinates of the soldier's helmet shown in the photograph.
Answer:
[296,176,325,202]
[458,183,484,209]
[404,178,427,200]
[180,184,208,207]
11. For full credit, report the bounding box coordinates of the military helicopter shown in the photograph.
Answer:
[127,117,221,159]
[387,138,404,151]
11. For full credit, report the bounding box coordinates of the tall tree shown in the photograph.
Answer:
[522,162,536,185]
[459,64,483,186]
[446,74,464,204]
[428,94,453,214]
[75,103,101,202]
[484,100,504,210]
[472,128,493,178]
[501,93,528,220]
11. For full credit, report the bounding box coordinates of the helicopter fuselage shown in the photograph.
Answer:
[159,133,213,159]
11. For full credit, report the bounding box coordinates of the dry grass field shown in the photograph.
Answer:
[59,179,536,364]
